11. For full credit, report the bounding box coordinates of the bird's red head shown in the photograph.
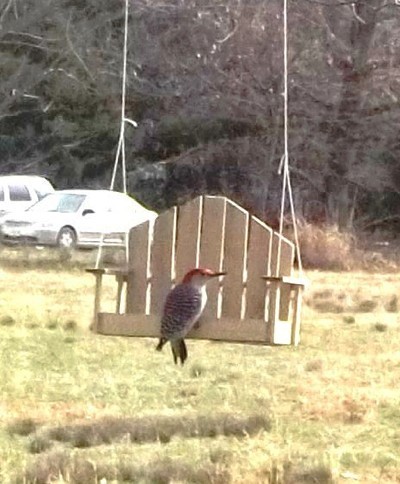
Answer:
[182,267,226,284]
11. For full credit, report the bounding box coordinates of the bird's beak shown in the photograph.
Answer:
[211,271,227,277]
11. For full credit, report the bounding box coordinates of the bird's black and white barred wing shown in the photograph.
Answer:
[160,283,203,338]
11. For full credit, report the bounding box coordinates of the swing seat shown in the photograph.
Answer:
[88,195,306,346]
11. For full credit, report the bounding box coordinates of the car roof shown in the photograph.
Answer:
[0,175,53,184]
[52,189,128,196]
[48,190,151,207]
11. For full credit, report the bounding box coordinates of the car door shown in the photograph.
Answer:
[74,196,111,244]
[76,194,136,246]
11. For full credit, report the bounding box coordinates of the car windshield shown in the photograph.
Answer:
[28,193,86,213]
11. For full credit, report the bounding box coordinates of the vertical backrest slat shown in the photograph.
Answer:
[175,197,202,283]
[245,217,272,319]
[149,210,175,316]
[271,233,294,320]
[199,196,226,320]
[271,233,294,277]
[126,221,150,313]
[221,200,248,319]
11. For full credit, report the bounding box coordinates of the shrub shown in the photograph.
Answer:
[297,223,356,271]
[0,315,16,326]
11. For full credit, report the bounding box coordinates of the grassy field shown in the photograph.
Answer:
[1,248,400,483]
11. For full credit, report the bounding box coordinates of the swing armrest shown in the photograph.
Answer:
[86,267,131,282]
[261,275,309,287]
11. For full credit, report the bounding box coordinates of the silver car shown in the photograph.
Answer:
[0,189,157,249]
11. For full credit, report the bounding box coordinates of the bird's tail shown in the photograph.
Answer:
[156,337,167,352]
[171,339,188,366]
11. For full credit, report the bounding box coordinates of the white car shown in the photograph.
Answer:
[0,175,54,216]
[0,189,158,249]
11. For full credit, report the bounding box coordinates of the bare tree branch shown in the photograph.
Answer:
[351,3,367,23]
[65,10,95,83]
[0,0,15,29]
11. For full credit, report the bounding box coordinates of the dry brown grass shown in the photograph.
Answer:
[298,223,357,270]
[22,451,231,484]
[305,270,400,316]
[297,223,400,272]
[2,248,400,483]
[22,413,271,450]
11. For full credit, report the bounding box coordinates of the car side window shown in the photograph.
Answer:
[0,185,4,202]
[9,183,31,201]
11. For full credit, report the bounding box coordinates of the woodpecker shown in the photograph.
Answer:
[156,268,226,365]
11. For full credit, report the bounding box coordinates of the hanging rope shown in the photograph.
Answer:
[276,0,303,275]
[110,0,129,194]
[95,0,131,269]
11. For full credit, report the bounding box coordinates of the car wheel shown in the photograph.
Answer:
[57,227,77,249]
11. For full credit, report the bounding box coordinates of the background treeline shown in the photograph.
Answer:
[1,0,400,231]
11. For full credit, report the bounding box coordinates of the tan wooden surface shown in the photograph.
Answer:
[221,200,248,319]
[92,195,303,346]
[199,196,226,320]
[291,285,303,345]
[175,198,201,282]
[126,221,150,313]
[265,279,279,343]
[96,312,294,344]
[262,276,308,286]
[270,233,294,320]
[270,232,294,276]
[92,272,103,332]
[272,320,292,345]
[149,211,175,316]
[246,217,272,320]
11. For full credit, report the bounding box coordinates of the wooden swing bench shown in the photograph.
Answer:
[88,195,307,346]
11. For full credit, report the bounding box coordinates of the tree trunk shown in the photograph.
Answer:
[323,1,382,230]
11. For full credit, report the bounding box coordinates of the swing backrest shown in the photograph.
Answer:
[125,195,294,325]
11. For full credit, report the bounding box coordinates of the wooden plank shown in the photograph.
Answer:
[262,276,308,286]
[175,197,201,282]
[221,200,248,318]
[149,210,175,316]
[279,236,294,276]
[291,285,303,346]
[97,313,270,344]
[198,196,226,321]
[278,236,295,321]
[273,320,292,345]
[91,272,103,332]
[270,232,294,276]
[265,279,280,344]
[270,233,294,320]
[126,221,150,313]
[115,275,125,314]
[246,217,272,319]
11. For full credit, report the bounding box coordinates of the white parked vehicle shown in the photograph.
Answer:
[0,189,158,249]
[0,175,54,216]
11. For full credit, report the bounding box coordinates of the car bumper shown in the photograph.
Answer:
[1,228,58,246]
[1,227,128,249]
